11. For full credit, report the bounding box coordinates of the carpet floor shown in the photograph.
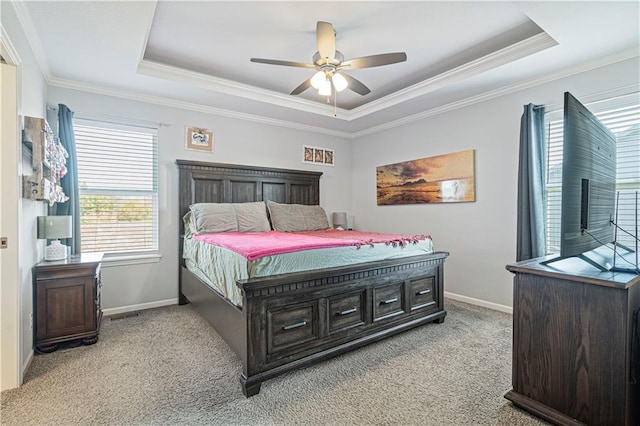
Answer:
[1,299,548,425]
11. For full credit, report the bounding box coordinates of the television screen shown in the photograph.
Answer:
[560,92,617,259]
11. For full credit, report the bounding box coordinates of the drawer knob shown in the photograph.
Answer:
[416,289,431,296]
[282,320,307,331]
[336,307,357,316]
[380,297,398,305]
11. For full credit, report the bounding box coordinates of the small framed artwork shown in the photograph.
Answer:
[324,150,334,165]
[185,126,214,153]
[303,146,314,163]
[303,145,334,166]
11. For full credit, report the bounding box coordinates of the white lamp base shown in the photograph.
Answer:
[45,240,68,261]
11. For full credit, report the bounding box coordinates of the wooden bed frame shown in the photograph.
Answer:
[177,160,449,397]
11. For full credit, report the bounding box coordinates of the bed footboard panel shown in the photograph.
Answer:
[239,252,448,396]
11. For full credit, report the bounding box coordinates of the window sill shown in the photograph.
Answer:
[101,253,162,268]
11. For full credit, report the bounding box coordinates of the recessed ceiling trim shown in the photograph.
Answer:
[137,59,351,119]
[348,31,559,120]
[352,48,639,139]
[139,30,557,123]
[47,76,354,139]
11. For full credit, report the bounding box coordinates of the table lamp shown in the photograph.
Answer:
[37,216,72,261]
[332,212,347,230]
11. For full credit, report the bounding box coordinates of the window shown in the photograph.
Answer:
[74,120,158,256]
[545,93,640,254]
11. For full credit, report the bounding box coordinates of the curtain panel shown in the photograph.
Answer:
[52,104,81,255]
[516,103,546,261]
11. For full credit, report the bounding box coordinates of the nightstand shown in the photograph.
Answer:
[33,252,103,353]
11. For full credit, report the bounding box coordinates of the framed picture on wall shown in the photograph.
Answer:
[185,126,214,152]
[303,145,334,166]
[324,149,334,166]
[303,146,314,163]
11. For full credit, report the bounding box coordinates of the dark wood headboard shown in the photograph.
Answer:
[176,160,322,236]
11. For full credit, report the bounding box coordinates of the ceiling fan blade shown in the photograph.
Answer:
[341,52,407,69]
[316,21,336,62]
[340,72,371,96]
[250,58,315,68]
[290,78,312,95]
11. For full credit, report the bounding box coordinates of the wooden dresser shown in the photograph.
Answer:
[33,252,103,353]
[505,256,640,426]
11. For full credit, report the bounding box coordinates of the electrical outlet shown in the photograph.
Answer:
[29,312,33,330]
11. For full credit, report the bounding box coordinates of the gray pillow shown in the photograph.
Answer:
[233,202,271,233]
[267,201,330,232]
[189,203,237,233]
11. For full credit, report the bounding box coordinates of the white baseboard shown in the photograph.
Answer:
[21,349,33,385]
[444,291,513,314]
[102,298,178,317]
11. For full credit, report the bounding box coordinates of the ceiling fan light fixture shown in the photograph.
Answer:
[318,79,332,96]
[310,71,326,90]
[332,73,348,92]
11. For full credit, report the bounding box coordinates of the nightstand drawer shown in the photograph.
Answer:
[33,253,103,352]
[267,301,319,354]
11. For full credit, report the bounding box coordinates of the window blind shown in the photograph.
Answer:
[74,120,158,255]
[545,94,640,254]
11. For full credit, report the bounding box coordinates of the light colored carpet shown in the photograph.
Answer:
[1,299,548,425]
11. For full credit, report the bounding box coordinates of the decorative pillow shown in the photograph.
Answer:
[182,211,196,236]
[189,202,271,234]
[233,202,271,233]
[189,203,237,234]
[267,201,330,232]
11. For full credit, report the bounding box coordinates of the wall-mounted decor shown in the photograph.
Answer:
[22,116,68,206]
[303,145,334,166]
[185,126,214,152]
[376,149,475,205]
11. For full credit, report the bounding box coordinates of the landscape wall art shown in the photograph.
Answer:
[376,149,476,205]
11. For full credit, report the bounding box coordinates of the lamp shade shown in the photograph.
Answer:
[37,216,72,240]
[332,212,348,229]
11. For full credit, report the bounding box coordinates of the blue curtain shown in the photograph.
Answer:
[52,104,81,255]
[516,103,547,261]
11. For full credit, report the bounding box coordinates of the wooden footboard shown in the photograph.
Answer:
[181,251,448,396]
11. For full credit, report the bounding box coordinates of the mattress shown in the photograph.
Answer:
[183,230,434,307]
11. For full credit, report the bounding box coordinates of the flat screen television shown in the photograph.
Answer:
[559,92,617,263]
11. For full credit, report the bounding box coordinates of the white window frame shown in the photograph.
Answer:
[74,118,160,263]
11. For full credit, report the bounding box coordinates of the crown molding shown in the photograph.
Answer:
[137,31,558,123]
[10,0,51,80]
[352,48,640,139]
[1,25,21,66]
[137,59,350,120]
[348,31,558,120]
[47,76,354,139]
[49,46,638,142]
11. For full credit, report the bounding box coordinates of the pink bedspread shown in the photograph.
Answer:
[193,230,430,261]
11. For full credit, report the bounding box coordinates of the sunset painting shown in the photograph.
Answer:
[376,149,475,205]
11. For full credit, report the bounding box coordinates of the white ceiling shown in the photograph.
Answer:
[16,1,640,137]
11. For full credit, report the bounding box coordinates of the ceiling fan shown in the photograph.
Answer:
[250,21,407,97]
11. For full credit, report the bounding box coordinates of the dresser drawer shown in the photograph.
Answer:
[410,276,436,310]
[373,283,405,321]
[327,290,366,334]
[267,301,319,354]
